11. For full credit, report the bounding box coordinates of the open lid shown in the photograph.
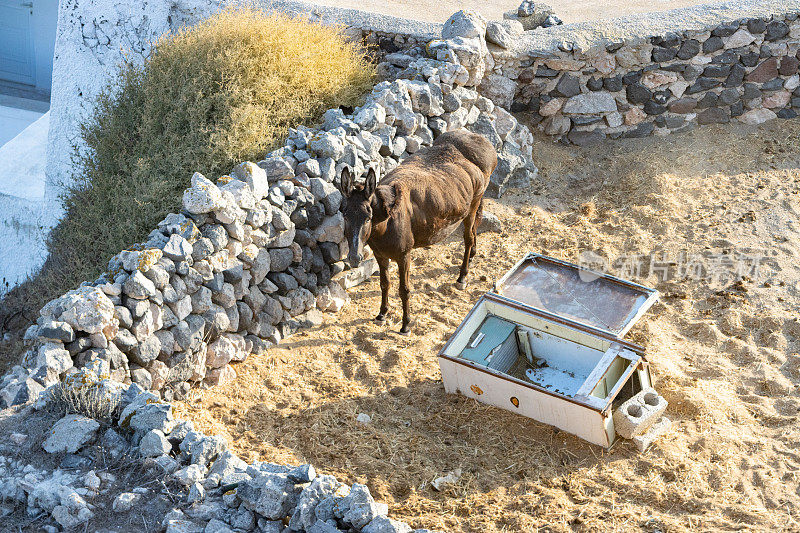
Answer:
[492,253,659,338]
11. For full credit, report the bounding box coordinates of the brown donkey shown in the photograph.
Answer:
[337,129,498,334]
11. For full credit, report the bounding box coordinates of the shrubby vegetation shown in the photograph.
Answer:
[0,7,374,370]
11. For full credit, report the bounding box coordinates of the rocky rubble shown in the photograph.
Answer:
[0,375,439,532]
[502,1,563,32]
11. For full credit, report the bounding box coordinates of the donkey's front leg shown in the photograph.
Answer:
[375,255,390,324]
[398,252,413,335]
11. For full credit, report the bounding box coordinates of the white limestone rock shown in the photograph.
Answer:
[232,162,269,200]
[49,286,117,335]
[139,429,171,457]
[316,283,350,313]
[184,173,224,214]
[43,415,100,454]
[174,464,205,487]
[163,234,194,261]
[442,9,487,41]
[485,20,523,49]
[112,492,142,513]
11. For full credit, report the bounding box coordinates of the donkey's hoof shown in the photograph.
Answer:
[455,280,467,290]
[375,314,386,324]
[399,321,414,336]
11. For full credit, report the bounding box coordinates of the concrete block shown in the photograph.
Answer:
[613,387,667,439]
[632,416,672,452]
[332,256,378,290]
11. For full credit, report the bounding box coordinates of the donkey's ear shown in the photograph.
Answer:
[374,183,402,219]
[338,167,354,198]
[364,167,377,197]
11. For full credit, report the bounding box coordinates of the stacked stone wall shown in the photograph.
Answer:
[475,1,800,143]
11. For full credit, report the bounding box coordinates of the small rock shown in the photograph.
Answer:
[431,468,462,491]
[38,320,75,343]
[188,482,205,504]
[124,271,157,299]
[43,415,100,454]
[477,211,503,234]
[485,20,522,49]
[85,470,101,491]
[113,492,142,513]
[362,516,413,533]
[139,429,172,457]
[739,108,777,125]
[562,92,617,114]
[166,520,205,533]
[205,518,234,533]
[174,464,205,487]
[342,483,380,529]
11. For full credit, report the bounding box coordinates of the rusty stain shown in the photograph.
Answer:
[470,384,483,395]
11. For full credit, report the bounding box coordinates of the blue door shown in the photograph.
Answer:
[0,0,36,86]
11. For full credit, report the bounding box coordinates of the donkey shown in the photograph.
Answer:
[337,129,498,335]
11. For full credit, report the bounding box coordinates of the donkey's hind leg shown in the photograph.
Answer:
[470,198,483,259]
[456,202,479,290]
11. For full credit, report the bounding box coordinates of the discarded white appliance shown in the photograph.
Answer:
[438,252,668,448]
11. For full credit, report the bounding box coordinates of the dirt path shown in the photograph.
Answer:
[176,118,800,532]
[311,0,716,25]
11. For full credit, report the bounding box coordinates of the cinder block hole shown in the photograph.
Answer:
[643,393,659,406]
[627,404,642,417]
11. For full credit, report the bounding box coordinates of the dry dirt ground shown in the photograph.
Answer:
[176,119,800,532]
[311,0,714,25]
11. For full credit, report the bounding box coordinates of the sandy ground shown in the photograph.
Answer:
[311,0,716,25]
[175,118,800,532]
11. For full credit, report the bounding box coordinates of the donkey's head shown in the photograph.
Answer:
[337,167,383,267]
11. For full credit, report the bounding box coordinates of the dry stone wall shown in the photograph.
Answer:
[475,0,800,143]
[11,73,533,409]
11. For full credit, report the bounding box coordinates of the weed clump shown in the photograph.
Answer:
[0,7,374,373]
[45,380,122,425]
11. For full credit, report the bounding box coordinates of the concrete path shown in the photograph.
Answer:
[310,0,718,24]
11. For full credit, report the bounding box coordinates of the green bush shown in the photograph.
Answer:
[1,8,374,341]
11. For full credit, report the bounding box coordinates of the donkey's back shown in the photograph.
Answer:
[380,129,497,247]
[384,129,496,199]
